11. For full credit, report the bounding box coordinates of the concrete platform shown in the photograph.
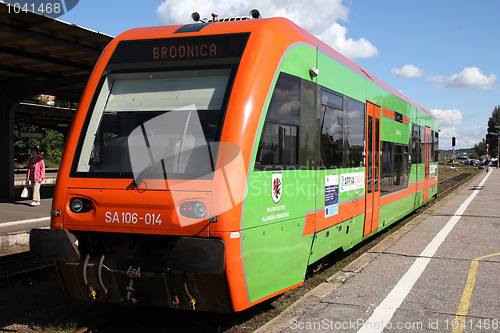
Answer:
[0,186,52,253]
[259,169,500,333]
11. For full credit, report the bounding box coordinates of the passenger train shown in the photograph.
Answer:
[31,11,439,312]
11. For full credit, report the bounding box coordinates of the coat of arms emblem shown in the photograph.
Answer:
[272,173,282,203]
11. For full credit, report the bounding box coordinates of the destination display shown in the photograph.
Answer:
[108,33,250,64]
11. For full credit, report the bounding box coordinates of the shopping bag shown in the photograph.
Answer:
[21,186,29,198]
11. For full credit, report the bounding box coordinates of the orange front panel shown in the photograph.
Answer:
[49,18,322,312]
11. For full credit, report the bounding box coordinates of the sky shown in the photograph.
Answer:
[59,0,500,149]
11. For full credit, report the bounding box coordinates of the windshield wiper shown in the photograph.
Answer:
[133,123,180,186]
[133,111,192,186]
[176,110,192,173]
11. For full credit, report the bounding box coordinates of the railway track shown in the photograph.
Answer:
[0,169,482,333]
[437,171,478,198]
[0,251,54,281]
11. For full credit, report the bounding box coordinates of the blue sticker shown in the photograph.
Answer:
[325,175,339,218]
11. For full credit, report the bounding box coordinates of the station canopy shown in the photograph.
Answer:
[0,2,113,128]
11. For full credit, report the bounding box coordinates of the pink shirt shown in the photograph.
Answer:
[27,156,45,182]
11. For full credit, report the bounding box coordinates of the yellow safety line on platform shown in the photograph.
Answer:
[451,252,500,333]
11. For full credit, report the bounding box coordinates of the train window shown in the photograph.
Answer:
[257,124,298,165]
[381,142,409,195]
[411,123,420,164]
[256,73,300,167]
[392,144,408,192]
[74,68,232,179]
[346,98,365,167]
[298,79,317,168]
[262,73,300,125]
[431,131,439,162]
[420,125,426,164]
[394,112,403,123]
[320,90,343,168]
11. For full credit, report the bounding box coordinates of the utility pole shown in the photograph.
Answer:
[452,137,456,165]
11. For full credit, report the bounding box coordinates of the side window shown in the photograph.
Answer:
[380,141,409,195]
[433,131,439,162]
[256,73,300,167]
[381,141,392,194]
[319,89,343,168]
[420,125,425,164]
[393,144,409,192]
[346,98,365,167]
[411,123,420,164]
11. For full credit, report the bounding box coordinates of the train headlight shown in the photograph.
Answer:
[180,201,207,219]
[70,197,94,213]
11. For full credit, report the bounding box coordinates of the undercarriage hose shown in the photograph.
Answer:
[82,254,96,300]
[183,272,196,310]
[97,255,109,300]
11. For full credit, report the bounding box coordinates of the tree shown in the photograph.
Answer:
[14,123,42,166]
[14,95,66,167]
[486,105,500,157]
[41,129,64,166]
[14,124,65,167]
[474,139,487,158]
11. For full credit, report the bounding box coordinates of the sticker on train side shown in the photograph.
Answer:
[325,175,339,218]
[339,172,364,192]
[104,211,163,226]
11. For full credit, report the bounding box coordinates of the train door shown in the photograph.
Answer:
[364,102,381,237]
[423,126,431,202]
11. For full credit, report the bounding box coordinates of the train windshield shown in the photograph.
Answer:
[74,68,232,180]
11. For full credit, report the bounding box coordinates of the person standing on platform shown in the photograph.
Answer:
[485,156,490,173]
[27,147,45,206]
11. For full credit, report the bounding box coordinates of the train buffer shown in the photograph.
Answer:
[260,169,500,333]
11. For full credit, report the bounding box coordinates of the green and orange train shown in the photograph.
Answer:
[31,12,439,313]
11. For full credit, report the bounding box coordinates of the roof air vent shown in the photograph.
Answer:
[190,9,261,23]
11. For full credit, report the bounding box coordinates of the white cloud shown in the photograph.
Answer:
[439,123,487,149]
[316,23,378,59]
[448,67,496,89]
[430,108,462,127]
[428,67,496,89]
[431,108,488,149]
[391,65,424,79]
[156,0,378,59]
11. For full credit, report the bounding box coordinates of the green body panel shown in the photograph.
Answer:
[366,82,408,118]
[308,214,364,264]
[240,43,438,303]
[429,183,438,199]
[243,170,316,230]
[317,51,366,101]
[379,194,415,229]
[414,189,424,207]
[417,112,439,132]
[380,116,410,144]
[241,44,318,302]
[241,217,313,301]
[279,43,317,81]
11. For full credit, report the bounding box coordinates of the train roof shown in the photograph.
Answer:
[111,17,435,119]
